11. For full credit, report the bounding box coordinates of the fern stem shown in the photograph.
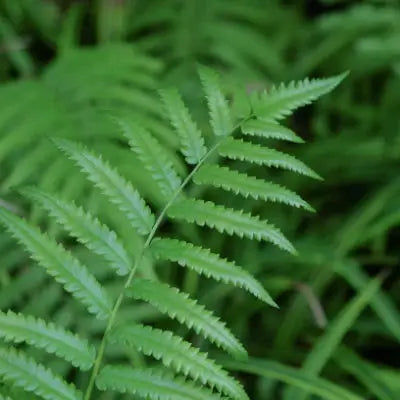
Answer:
[83,138,225,400]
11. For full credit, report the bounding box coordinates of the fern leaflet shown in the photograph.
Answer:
[96,366,222,400]
[0,207,112,320]
[167,198,295,254]
[199,65,233,136]
[109,324,248,399]
[0,310,95,370]
[0,347,82,400]
[194,164,313,210]
[250,72,348,120]
[119,121,182,198]
[241,119,304,143]
[127,279,247,359]
[219,137,321,179]
[159,88,207,164]
[22,187,131,276]
[55,139,155,235]
[151,238,277,306]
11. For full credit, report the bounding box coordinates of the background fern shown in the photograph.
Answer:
[0,1,399,399]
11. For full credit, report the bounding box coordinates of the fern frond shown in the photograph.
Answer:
[55,139,155,236]
[198,66,233,136]
[96,365,222,400]
[251,72,348,120]
[167,198,295,254]
[109,324,248,399]
[127,279,247,359]
[159,88,207,164]
[241,119,304,143]
[0,43,165,193]
[0,208,112,320]
[119,121,182,198]
[151,238,277,306]
[0,347,82,400]
[22,187,131,276]
[193,164,313,211]
[0,310,95,370]
[219,137,321,179]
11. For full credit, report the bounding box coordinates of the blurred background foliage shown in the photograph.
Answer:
[0,0,399,399]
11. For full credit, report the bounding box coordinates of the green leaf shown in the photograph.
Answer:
[159,87,207,164]
[219,137,321,179]
[287,275,383,400]
[119,120,182,198]
[335,260,400,342]
[96,366,222,400]
[251,73,347,120]
[55,138,155,235]
[334,347,397,400]
[109,324,248,400]
[151,238,277,306]
[0,310,95,370]
[167,198,295,254]
[198,65,233,136]
[222,358,362,400]
[194,164,313,211]
[127,279,247,359]
[241,119,304,143]
[23,187,131,276]
[0,207,112,320]
[375,368,400,397]
[0,347,82,400]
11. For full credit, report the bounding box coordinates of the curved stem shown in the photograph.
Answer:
[83,139,224,400]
